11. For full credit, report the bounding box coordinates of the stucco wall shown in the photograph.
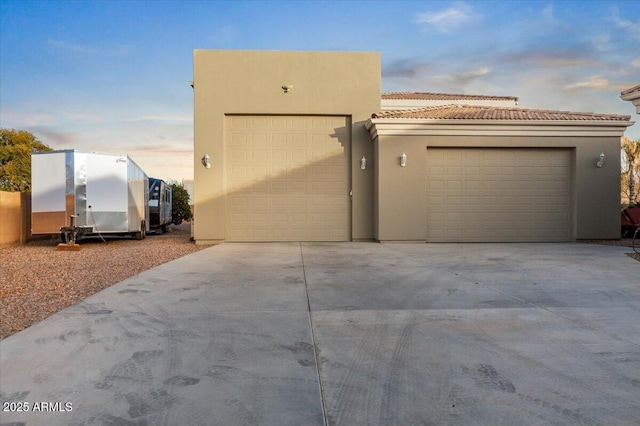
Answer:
[193,50,380,243]
[374,135,621,241]
[376,138,427,241]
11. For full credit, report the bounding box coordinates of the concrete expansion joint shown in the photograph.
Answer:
[299,242,329,426]
[461,271,640,347]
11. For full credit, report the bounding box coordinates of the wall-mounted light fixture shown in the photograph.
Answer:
[596,152,605,168]
[400,152,407,167]
[201,154,211,169]
[282,85,293,93]
[360,156,367,170]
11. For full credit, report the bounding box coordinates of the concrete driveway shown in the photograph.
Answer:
[1,242,638,425]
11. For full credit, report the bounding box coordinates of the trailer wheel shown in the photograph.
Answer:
[134,220,146,240]
[160,224,167,234]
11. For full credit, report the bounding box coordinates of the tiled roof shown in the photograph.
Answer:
[621,84,640,96]
[371,105,631,121]
[382,92,518,102]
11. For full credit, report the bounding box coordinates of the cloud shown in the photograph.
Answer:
[564,76,609,91]
[211,25,237,44]
[121,144,194,181]
[591,33,611,52]
[415,1,478,33]
[563,75,631,92]
[1,107,106,138]
[0,108,57,128]
[610,7,640,41]
[383,59,431,78]
[48,39,132,56]
[434,67,490,87]
[541,5,555,22]
[126,115,192,123]
[29,126,81,147]
[521,3,573,38]
[117,143,192,156]
[63,111,103,122]
[633,58,640,67]
[499,47,598,69]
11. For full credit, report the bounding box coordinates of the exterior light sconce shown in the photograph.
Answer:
[596,152,605,168]
[400,152,407,167]
[360,156,367,170]
[201,154,211,169]
[282,85,293,93]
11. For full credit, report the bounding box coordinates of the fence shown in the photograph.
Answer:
[0,191,31,246]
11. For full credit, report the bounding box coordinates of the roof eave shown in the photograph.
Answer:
[365,118,634,138]
[621,92,640,102]
[369,118,633,126]
[621,90,640,114]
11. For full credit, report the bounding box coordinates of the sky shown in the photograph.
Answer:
[1,0,639,183]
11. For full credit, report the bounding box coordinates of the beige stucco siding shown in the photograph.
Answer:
[375,137,427,241]
[193,50,380,243]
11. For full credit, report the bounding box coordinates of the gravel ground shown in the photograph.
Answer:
[581,238,640,262]
[2,230,637,340]
[0,223,205,340]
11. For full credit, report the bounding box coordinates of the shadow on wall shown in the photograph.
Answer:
[195,121,371,242]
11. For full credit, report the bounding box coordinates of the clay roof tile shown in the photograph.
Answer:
[371,105,631,121]
[381,92,518,102]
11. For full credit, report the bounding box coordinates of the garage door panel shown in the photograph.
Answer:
[311,165,328,175]
[291,197,309,208]
[270,198,288,208]
[427,148,572,242]
[252,212,268,222]
[225,115,350,241]
[317,180,332,191]
[272,212,287,222]
[251,197,268,208]
[291,229,308,239]
[270,181,287,192]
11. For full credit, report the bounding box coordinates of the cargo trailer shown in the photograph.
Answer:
[31,150,149,242]
[149,177,172,233]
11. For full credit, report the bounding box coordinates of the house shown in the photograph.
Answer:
[192,50,633,244]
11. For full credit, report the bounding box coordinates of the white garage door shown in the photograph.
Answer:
[225,115,350,242]
[427,148,573,242]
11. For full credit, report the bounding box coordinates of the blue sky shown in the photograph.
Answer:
[1,0,639,183]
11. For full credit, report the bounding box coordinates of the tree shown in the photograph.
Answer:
[170,182,193,224]
[0,128,52,192]
[621,136,640,206]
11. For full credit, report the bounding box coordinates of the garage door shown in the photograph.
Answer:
[427,148,572,242]
[225,115,350,241]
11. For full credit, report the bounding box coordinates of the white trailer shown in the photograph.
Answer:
[31,150,149,241]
